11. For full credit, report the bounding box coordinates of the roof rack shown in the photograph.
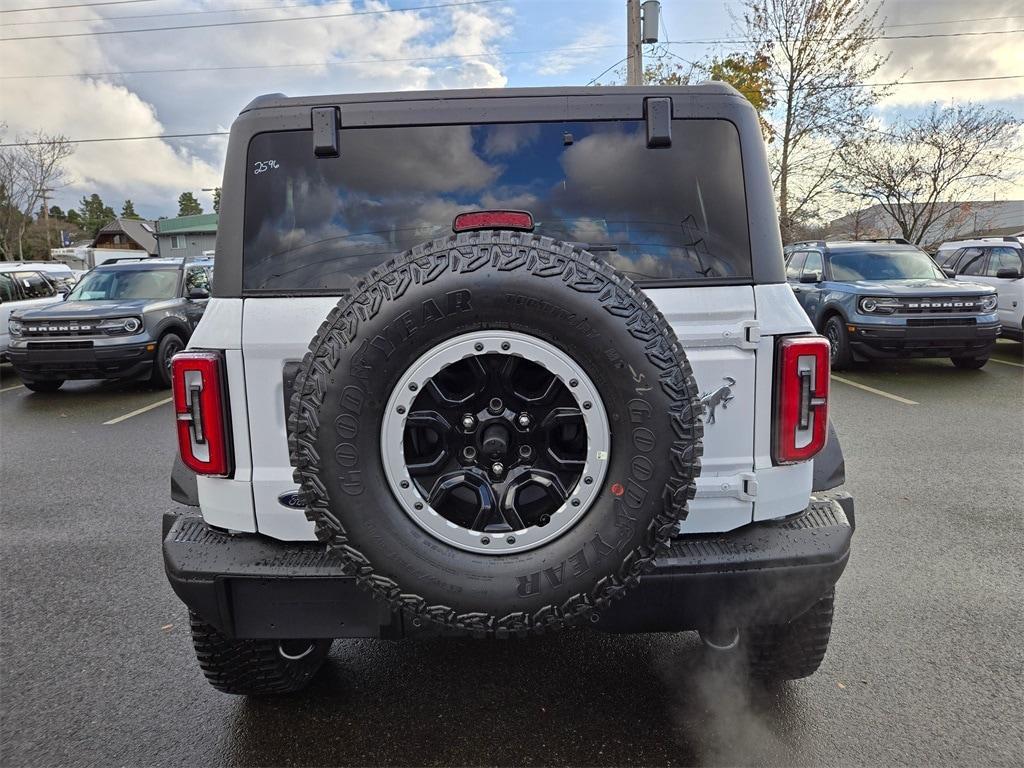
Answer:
[858,237,910,244]
[99,256,149,264]
[785,240,826,248]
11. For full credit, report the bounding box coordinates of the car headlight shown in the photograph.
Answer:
[8,318,24,337]
[859,297,899,314]
[980,294,998,312]
[98,317,143,334]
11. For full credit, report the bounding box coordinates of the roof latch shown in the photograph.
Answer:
[644,96,672,148]
[311,106,340,158]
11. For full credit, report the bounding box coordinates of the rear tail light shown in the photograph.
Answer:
[172,351,232,476]
[773,335,830,464]
[452,210,534,232]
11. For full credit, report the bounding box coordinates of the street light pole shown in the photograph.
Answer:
[626,0,642,86]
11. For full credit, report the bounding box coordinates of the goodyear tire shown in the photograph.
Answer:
[289,231,702,637]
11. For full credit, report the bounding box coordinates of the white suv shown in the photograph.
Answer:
[935,237,1024,340]
[162,85,854,696]
[0,264,63,358]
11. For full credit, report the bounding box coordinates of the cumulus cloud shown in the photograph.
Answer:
[0,1,511,218]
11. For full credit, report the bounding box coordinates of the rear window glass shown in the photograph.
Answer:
[242,119,751,292]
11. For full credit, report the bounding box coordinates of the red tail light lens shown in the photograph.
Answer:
[171,351,232,477]
[452,210,534,232]
[773,336,830,464]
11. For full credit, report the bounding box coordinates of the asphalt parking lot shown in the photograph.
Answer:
[1,341,1022,767]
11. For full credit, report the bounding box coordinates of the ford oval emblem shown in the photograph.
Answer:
[277,490,306,509]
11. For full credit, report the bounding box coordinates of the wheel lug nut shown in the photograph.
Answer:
[462,446,477,462]
[492,462,504,476]
[518,445,532,459]
[488,397,503,415]
[462,414,475,430]
[517,413,530,428]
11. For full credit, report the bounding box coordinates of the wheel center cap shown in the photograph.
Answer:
[480,423,511,459]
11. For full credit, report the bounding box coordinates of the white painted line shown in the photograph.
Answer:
[832,375,919,406]
[104,396,173,425]
[0,384,23,393]
[989,357,1024,369]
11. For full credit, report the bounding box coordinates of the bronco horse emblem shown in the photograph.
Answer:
[700,376,736,424]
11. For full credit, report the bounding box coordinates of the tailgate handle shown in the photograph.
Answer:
[312,106,340,158]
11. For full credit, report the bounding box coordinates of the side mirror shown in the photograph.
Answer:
[188,287,210,300]
[941,267,956,278]
[799,271,822,284]
[996,267,1022,280]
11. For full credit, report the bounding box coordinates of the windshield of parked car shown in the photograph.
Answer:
[242,119,752,291]
[828,249,945,281]
[66,268,180,300]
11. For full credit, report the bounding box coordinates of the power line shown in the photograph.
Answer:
[585,56,629,87]
[1,43,624,80]
[0,0,154,12]
[1,132,229,148]
[4,74,1023,148]
[660,28,1024,46]
[884,14,1024,28]
[0,0,508,41]
[1,0,340,27]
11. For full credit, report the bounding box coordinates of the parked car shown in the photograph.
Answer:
[933,237,1023,341]
[784,239,1000,369]
[0,264,65,359]
[6,256,213,391]
[2,261,80,294]
[163,84,854,696]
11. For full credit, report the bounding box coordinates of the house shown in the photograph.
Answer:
[826,201,1024,250]
[156,213,217,259]
[88,218,158,266]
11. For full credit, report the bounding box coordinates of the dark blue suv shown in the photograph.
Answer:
[783,240,999,369]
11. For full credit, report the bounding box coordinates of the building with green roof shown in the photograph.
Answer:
[155,213,218,259]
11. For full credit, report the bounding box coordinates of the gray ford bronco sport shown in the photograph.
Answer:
[163,85,854,695]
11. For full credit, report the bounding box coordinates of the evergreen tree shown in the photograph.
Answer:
[78,193,116,238]
[121,199,141,219]
[177,192,203,217]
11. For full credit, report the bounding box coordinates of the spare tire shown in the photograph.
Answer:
[289,230,702,637]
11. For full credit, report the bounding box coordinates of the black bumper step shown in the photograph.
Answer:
[163,495,854,639]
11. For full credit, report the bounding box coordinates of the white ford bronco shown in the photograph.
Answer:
[163,85,854,695]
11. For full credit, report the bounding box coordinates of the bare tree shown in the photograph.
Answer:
[838,104,1022,245]
[0,130,74,260]
[740,0,890,241]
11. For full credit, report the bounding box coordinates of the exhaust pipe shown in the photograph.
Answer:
[699,626,740,651]
[278,639,317,661]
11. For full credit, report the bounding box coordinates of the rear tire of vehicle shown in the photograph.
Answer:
[289,231,703,637]
[745,589,835,681]
[823,316,853,371]
[150,332,184,388]
[23,379,64,392]
[950,355,988,370]
[188,612,332,695]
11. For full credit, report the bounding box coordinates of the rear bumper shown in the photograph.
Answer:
[163,494,854,639]
[848,320,1000,359]
[6,341,155,381]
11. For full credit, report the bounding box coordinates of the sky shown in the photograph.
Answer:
[0,0,1022,220]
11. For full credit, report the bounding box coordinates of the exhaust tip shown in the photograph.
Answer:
[278,639,317,661]
[699,627,740,651]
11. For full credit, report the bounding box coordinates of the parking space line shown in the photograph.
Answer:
[103,397,173,425]
[0,384,23,393]
[832,375,919,405]
[989,357,1024,369]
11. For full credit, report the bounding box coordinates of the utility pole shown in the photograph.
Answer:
[627,0,642,85]
[37,187,54,255]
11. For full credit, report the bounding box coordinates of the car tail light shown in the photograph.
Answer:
[452,210,534,232]
[172,351,232,476]
[773,336,830,464]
